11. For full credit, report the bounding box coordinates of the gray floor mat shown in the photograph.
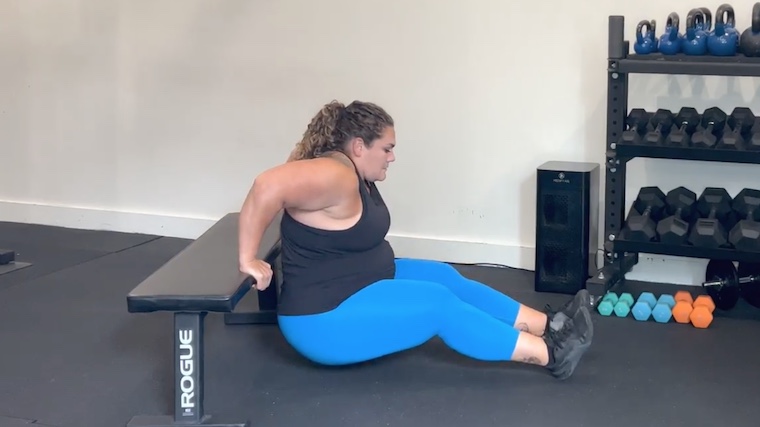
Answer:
[0,221,159,253]
[0,221,161,290]
[0,232,758,427]
[0,243,107,290]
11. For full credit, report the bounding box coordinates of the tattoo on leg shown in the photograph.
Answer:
[516,322,530,332]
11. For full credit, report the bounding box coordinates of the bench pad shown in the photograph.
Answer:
[126,212,281,313]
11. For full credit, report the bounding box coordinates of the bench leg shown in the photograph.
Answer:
[224,282,279,325]
[127,312,249,427]
[223,310,278,325]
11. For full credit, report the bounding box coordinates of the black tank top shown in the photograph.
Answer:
[276,162,396,315]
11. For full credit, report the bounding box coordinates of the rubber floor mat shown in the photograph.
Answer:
[0,230,759,427]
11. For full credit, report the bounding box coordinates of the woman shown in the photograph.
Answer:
[238,100,593,380]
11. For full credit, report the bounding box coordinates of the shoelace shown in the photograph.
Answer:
[549,322,573,348]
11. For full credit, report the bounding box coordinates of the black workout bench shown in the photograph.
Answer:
[126,212,283,427]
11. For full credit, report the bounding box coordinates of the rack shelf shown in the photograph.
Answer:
[615,142,760,164]
[612,239,760,264]
[586,15,760,298]
[611,53,760,77]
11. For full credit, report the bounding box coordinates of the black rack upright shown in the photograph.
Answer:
[585,15,760,297]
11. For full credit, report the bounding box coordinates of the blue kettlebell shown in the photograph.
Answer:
[718,3,740,41]
[659,12,683,55]
[682,8,709,55]
[739,2,760,57]
[634,19,659,54]
[698,7,713,33]
[708,4,739,55]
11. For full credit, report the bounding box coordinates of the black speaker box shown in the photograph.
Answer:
[535,161,600,294]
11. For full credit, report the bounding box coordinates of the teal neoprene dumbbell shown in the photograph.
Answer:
[597,292,619,316]
[613,293,635,317]
[652,294,676,323]
[632,292,657,321]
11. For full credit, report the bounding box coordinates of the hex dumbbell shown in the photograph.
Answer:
[688,187,733,248]
[597,293,618,316]
[728,188,760,252]
[746,119,760,150]
[671,291,694,323]
[717,107,756,149]
[690,295,716,328]
[656,186,698,244]
[643,109,675,144]
[620,109,653,145]
[672,292,716,328]
[613,293,635,317]
[665,107,701,146]
[596,292,635,317]
[623,187,667,242]
[691,107,728,148]
[652,294,676,323]
[632,292,658,321]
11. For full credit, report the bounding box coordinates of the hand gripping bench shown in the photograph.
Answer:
[126,212,282,427]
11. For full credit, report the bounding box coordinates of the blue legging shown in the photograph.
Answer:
[277,258,524,365]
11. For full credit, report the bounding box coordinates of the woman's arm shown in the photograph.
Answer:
[237,157,354,266]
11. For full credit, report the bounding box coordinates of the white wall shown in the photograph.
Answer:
[2,0,760,286]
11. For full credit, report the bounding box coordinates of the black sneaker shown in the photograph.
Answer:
[544,289,592,335]
[544,305,593,380]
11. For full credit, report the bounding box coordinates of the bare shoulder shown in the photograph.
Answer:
[256,152,356,212]
[266,152,353,179]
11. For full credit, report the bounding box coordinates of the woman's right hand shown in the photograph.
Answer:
[239,259,273,291]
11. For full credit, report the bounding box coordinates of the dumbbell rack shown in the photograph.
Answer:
[585,15,760,297]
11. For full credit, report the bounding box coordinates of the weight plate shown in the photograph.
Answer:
[738,262,760,309]
[704,259,741,310]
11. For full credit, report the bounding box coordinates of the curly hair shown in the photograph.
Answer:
[289,100,394,161]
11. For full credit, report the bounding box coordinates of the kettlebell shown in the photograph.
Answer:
[682,9,709,55]
[708,4,739,55]
[634,19,659,54]
[659,12,683,55]
[718,3,740,41]
[698,7,713,33]
[740,2,760,57]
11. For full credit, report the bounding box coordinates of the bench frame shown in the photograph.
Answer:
[126,213,282,427]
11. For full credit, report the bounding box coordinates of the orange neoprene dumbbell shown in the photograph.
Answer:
[690,295,716,328]
[672,300,693,324]
[674,290,693,305]
[694,295,716,312]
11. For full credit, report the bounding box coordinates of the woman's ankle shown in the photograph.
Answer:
[510,332,549,366]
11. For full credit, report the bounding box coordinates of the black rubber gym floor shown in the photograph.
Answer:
[1,221,760,427]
